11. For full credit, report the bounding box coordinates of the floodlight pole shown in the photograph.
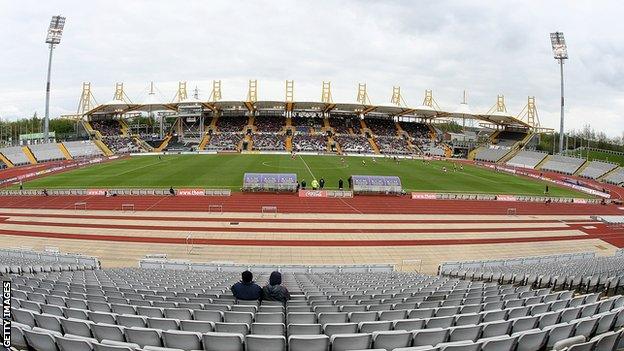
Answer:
[44,43,55,143]
[558,58,565,154]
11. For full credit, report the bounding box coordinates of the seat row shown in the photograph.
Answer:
[13,319,624,351]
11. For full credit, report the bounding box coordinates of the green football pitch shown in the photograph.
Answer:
[19,154,589,197]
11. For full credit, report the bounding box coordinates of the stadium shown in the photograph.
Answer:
[2,3,624,351]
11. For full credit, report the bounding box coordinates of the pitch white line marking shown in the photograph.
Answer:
[298,155,316,180]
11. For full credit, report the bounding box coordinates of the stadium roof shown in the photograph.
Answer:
[84,85,533,128]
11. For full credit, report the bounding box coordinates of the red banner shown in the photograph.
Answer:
[86,189,107,196]
[411,192,437,200]
[177,189,206,196]
[298,190,328,198]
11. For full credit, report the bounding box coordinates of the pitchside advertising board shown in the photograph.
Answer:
[2,276,10,348]
[242,173,298,192]
[351,175,403,195]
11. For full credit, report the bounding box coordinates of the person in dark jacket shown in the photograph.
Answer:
[262,271,290,303]
[231,270,262,301]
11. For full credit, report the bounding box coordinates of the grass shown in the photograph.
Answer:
[17,154,590,197]
[566,149,624,166]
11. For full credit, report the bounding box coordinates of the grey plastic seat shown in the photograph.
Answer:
[245,334,286,351]
[202,332,244,351]
[412,328,449,346]
[329,333,372,351]
[595,311,618,334]
[372,330,413,350]
[480,335,517,351]
[161,330,202,350]
[12,308,36,327]
[288,323,323,335]
[42,305,65,317]
[194,310,223,322]
[111,304,136,315]
[11,323,30,349]
[124,327,163,347]
[65,308,89,320]
[572,317,599,338]
[393,318,426,331]
[323,322,358,337]
[88,311,117,325]
[437,340,479,351]
[409,308,436,319]
[147,317,179,331]
[91,323,126,342]
[288,334,330,351]
[255,312,284,323]
[93,339,141,351]
[379,309,407,321]
[590,330,622,351]
[359,320,392,333]
[117,315,147,328]
[515,329,548,351]
[318,312,349,325]
[56,335,96,351]
[552,335,586,351]
[545,323,575,348]
[560,307,581,323]
[537,311,561,328]
[288,312,317,324]
[448,325,481,342]
[349,311,378,323]
[455,313,481,326]
[180,320,215,333]
[426,316,454,329]
[163,308,192,320]
[481,320,511,338]
[215,322,250,335]
[23,328,59,351]
[224,311,253,324]
[511,316,538,333]
[60,318,94,338]
[250,322,285,335]
[34,313,63,334]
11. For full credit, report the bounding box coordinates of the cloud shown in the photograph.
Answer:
[0,0,622,137]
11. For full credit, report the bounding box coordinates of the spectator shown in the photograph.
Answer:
[338,178,344,190]
[348,176,352,189]
[231,270,262,301]
[301,179,306,189]
[262,271,290,303]
[169,186,175,196]
[319,178,325,189]
[311,179,319,190]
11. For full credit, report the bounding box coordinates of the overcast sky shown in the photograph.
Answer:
[0,0,623,137]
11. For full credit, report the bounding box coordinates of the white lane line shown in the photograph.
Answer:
[299,155,316,180]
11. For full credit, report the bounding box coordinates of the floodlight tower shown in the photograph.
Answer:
[44,15,66,143]
[550,32,568,154]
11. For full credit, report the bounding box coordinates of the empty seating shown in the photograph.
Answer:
[29,143,65,162]
[579,160,618,179]
[506,150,548,169]
[540,155,586,174]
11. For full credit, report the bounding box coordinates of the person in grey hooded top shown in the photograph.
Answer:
[262,271,290,303]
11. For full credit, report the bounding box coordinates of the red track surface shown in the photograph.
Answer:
[1,194,623,215]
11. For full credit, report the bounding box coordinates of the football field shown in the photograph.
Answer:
[19,154,588,197]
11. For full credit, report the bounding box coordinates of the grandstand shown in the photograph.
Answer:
[0,145,31,166]
[579,161,619,180]
[474,146,511,163]
[62,140,105,158]
[8,250,624,351]
[604,168,624,186]
[28,143,66,162]
[539,156,586,175]
[506,151,549,169]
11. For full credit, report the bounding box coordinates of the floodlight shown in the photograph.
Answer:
[46,15,66,45]
[550,32,568,60]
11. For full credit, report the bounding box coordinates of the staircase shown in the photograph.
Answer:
[154,135,172,152]
[468,148,479,160]
[210,115,219,128]
[0,152,14,168]
[426,124,437,140]
[247,115,256,130]
[395,122,404,136]
[198,134,210,151]
[286,136,293,152]
[535,155,552,170]
[57,143,73,160]
[242,135,252,151]
[443,144,452,158]
[489,130,502,143]
[286,117,292,127]
[573,160,590,176]
[368,137,380,154]
[600,166,623,181]
[135,137,154,152]
[22,146,37,164]
[119,119,130,136]
[94,139,114,156]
